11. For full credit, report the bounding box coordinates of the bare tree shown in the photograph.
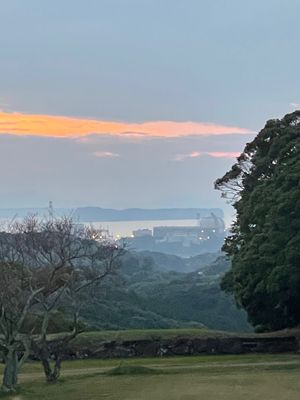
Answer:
[0,228,43,392]
[0,217,124,390]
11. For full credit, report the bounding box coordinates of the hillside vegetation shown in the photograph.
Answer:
[79,251,251,332]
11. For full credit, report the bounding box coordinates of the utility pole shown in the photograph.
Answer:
[48,200,54,221]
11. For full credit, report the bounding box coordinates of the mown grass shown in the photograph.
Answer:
[48,326,300,347]
[69,327,236,344]
[0,353,299,376]
[1,353,300,376]
[1,328,299,398]
[3,357,300,400]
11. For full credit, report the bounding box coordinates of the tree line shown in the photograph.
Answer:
[216,111,300,331]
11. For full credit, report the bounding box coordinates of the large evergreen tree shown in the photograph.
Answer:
[215,111,300,331]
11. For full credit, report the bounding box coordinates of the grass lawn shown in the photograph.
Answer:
[67,327,236,345]
[49,327,300,347]
[1,354,300,399]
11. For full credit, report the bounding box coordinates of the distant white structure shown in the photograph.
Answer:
[90,226,114,242]
[152,213,225,247]
[197,213,225,232]
[132,228,152,237]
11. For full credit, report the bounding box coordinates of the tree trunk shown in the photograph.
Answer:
[42,357,61,383]
[2,348,18,393]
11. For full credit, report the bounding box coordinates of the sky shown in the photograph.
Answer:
[0,0,299,218]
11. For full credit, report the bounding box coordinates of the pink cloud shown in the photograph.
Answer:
[175,151,240,161]
[93,151,120,158]
[206,151,240,158]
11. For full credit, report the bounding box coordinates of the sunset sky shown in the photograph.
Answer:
[0,0,299,216]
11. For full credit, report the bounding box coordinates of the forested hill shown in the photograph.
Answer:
[80,250,251,332]
[134,251,223,273]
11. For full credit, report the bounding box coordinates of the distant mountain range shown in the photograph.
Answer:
[73,207,224,222]
[0,207,223,222]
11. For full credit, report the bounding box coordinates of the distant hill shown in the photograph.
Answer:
[136,250,223,273]
[0,206,224,224]
[73,207,224,222]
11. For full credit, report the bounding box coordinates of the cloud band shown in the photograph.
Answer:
[0,111,250,138]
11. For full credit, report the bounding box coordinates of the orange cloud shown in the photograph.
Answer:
[0,111,250,138]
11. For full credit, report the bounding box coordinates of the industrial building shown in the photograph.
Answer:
[153,213,225,247]
[126,213,226,256]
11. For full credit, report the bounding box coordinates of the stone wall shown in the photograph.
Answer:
[59,335,298,360]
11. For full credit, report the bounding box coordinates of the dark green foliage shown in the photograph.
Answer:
[201,256,231,276]
[80,252,250,332]
[216,111,300,331]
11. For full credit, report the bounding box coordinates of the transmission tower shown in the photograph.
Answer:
[48,200,54,220]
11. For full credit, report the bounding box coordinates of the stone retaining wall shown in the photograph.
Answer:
[59,336,298,360]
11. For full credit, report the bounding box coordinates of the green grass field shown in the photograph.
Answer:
[2,354,300,399]
[51,326,300,346]
[61,327,236,345]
